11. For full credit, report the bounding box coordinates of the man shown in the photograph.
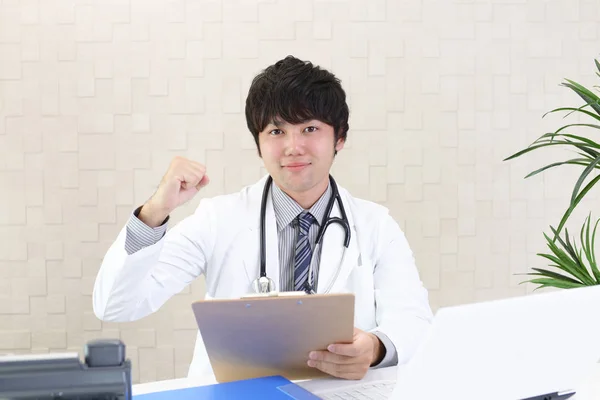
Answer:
[93,55,433,380]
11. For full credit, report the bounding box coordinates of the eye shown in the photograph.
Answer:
[269,129,283,136]
[304,126,318,133]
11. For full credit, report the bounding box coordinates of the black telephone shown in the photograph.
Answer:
[0,339,132,400]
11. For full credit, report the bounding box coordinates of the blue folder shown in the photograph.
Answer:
[133,375,322,400]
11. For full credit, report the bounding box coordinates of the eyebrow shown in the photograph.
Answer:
[270,118,318,127]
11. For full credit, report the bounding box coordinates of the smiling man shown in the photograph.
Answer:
[93,55,433,380]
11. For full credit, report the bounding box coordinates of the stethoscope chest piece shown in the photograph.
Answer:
[251,275,276,294]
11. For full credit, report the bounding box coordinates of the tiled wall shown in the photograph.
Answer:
[1,0,599,384]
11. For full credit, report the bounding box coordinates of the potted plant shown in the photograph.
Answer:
[504,58,600,289]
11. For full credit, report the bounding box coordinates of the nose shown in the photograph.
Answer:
[284,131,305,156]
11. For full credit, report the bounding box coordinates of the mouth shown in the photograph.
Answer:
[283,162,310,171]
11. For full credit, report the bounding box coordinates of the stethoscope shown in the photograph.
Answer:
[251,174,351,295]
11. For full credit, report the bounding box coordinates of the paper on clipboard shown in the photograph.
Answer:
[190,292,355,383]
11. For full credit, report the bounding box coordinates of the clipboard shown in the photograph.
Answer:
[190,293,355,383]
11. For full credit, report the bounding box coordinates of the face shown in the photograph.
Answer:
[258,119,345,198]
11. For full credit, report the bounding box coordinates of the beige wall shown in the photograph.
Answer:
[1,0,599,384]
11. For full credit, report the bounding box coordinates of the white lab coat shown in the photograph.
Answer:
[93,175,433,379]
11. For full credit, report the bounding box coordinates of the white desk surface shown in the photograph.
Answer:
[132,367,397,396]
[133,364,600,399]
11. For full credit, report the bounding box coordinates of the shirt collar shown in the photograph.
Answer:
[271,180,332,232]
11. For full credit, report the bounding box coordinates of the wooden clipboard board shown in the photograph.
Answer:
[190,293,355,383]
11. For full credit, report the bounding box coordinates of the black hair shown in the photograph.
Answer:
[245,55,350,156]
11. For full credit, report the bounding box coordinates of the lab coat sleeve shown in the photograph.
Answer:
[371,331,398,369]
[371,214,434,365]
[93,198,216,322]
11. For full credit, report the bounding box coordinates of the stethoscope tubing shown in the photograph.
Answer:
[257,174,351,293]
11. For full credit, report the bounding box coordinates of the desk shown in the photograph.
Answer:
[132,367,395,396]
[133,364,600,399]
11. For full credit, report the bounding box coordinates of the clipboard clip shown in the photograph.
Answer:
[241,291,308,299]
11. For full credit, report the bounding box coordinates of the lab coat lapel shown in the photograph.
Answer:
[316,191,359,294]
[243,176,280,292]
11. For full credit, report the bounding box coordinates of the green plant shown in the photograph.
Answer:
[521,214,600,289]
[504,58,600,289]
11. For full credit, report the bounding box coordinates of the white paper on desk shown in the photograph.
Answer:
[295,366,399,394]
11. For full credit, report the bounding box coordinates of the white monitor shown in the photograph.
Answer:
[391,285,600,400]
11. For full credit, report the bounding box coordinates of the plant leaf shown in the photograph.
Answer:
[544,106,600,123]
[536,250,591,285]
[564,139,600,159]
[544,227,594,285]
[576,151,595,161]
[550,124,600,138]
[533,135,597,149]
[570,154,600,205]
[541,230,595,285]
[503,140,600,162]
[527,277,585,289]
[563,79,600,105]
[544,132,600,148]
[506,137,600,161]
[554,174,600,237]
[524,159,596,179]
[503,142,570,161]
[581,214,595,280]
[575,145,600,159]
[528,267,584,285]
[581,214,600,283]
[587,217,600,283]
[592,217,600,268]
[563,229,596,284]
[561,79,600,116]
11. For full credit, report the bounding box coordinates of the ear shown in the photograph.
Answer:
[335,138,345,153]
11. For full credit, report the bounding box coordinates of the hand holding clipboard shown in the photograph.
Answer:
[191,293,355,383]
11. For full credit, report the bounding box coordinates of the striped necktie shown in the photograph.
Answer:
[294,211,316,292]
